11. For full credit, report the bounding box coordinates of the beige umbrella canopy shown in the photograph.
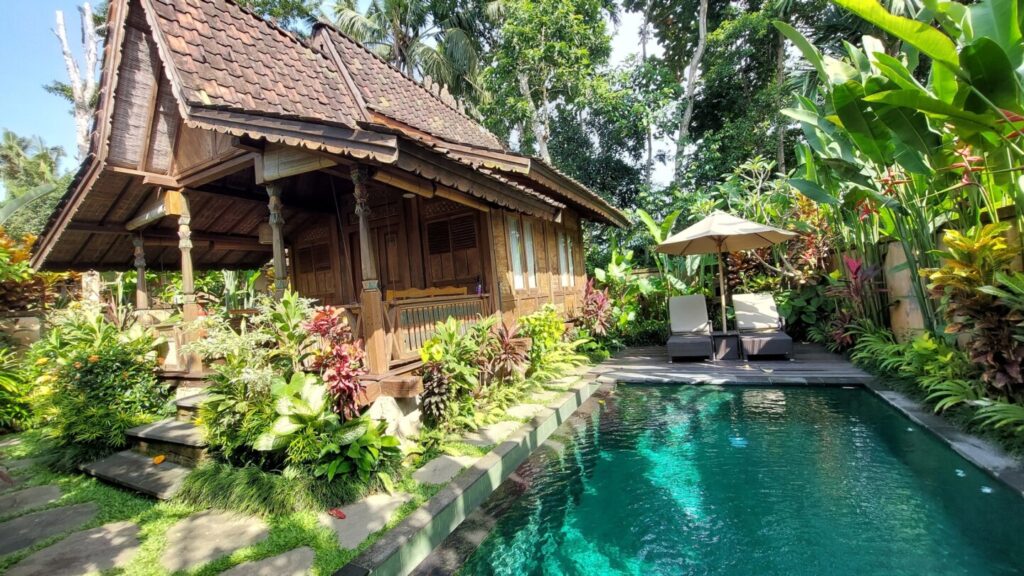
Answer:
[656,210,796,331]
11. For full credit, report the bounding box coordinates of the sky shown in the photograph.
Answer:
[0,2,669,184]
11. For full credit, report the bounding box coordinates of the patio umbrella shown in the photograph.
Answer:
[655,210,796,332]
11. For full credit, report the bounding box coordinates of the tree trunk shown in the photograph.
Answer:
[775,29,787,174]
[54,3,100,160]
[674,0,709,182]
[519,72,551,163]
[642,4,653,186]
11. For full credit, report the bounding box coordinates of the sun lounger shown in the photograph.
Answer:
[666,295,713,360]
[733,293,793,358]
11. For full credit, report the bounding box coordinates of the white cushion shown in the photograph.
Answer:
[669,295,710,334]
[733,293,780,332]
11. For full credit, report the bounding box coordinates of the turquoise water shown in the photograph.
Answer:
[458,386,1024,576]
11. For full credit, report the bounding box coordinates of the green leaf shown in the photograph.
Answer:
[831,81,892,164]
[335,419,369,446]
[965,0,1022,67]
[863,90,997,130]
[959,37,1022,113]
[789,179,840,206]
[378,471,395,494]
[871,53,926,92]
[834,0,959,70]
[774,21,827,81]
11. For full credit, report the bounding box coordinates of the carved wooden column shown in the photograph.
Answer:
[132,236,150,323]
[267,182,288,299]
[352,166,388,374]
[178,194,202,373]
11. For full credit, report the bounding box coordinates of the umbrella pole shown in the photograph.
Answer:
[718,242,727,332]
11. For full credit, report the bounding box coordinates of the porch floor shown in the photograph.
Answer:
[594,343,872,386]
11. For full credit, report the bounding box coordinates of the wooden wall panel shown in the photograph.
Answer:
[145,75,180,174]
[108,23,157,168]
[490,212,515,323]
[172,125,236,174]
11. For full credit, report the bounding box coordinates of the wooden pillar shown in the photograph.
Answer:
[133,236,151,324]
[267,182,288,299]
[352,166,388,374]
[178,194,202,373]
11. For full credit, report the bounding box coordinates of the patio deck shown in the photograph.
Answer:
[594,343,873,386]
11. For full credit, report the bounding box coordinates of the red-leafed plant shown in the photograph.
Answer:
[305,307,367,418]
[579,278,611,336]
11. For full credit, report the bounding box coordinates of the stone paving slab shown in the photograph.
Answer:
[319,493,412,549]
[0,502,99,556]
[0,485,62,517]
[6,521,139,576]
[506,404,544,420]
[2,458,41,473]
[162,510,269,572]
[413,455,477,486]
[462,421,521,447]
[221,546,315,576]
[81,450,191,500]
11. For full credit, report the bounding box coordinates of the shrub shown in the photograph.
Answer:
[27,304,167,465]
[305,307,367,418]
[0,348,29,431]
[519,305,587,380]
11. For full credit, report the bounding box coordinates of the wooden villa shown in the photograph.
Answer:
[30,0,628,395]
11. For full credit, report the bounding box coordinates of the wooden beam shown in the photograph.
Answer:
[372,170,435,198]
[125,188,185,231]
[109,166,180,187]
[262,143,338,182]
[177,151,257,188]
[435,185,490,212]
[67,222,271,251]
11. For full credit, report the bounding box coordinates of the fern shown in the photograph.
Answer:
[974,400,1024,434]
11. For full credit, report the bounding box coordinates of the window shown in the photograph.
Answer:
[507,215,538,292]
[425,213,481,287]
[557,228,575,288]
[507,216,524,290]
[524,220,537,289]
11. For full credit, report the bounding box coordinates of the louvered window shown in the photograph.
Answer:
[425,212,481,287]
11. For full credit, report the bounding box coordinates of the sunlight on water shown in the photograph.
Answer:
[459,386,1024,576]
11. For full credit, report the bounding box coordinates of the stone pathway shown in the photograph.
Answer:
[2,458,41,474]
[462,421,520,447]
[161,510,269,572]
[0,502,98,556]
[5,521,140,576]
[0,485,62,517]
[319,493,412,549]
[221,546,315,576]
[413,455,477,485]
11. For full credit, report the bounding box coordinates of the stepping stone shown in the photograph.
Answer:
[162,510,269,572]
[0,502,98,556]
[2,458,41,473]
[127,418,206,447]
[0,436,21,449]
[0,485,62,517]
[318,493,412,549]
[221,546,315,576]
[530,390,560,404]
[462,421,521,447]
[413,455,477,485]
[507,404,545,420]
[6,521,139,576]
[81,450,191,500]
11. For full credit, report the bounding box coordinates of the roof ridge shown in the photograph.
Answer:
[312,20,494,133]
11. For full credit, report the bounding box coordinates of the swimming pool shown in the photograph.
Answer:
[453,385,1024,575]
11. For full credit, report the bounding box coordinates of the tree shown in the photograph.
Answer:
[49,3,103,160]
[482,0,612,162]
[0,130,68,238]
[332,0,490,100]
[236,0,319,26]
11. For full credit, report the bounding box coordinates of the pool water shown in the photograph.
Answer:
[457,386,1024,575]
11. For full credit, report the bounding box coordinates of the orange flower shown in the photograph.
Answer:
[87,355,100,363]
[152,455,166,465]
[73,362,83,369]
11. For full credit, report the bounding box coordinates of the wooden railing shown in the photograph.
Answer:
[387,294,489,361]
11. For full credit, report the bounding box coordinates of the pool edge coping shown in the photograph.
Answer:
[862,380,1024,497]
[335,366,610,576]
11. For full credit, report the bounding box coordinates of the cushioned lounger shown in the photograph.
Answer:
[666,295,713,360]
[733,293,792,358]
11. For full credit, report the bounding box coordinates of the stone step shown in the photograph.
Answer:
[127,418,207,466]
[81,450,191,500]
[175,392,209,422]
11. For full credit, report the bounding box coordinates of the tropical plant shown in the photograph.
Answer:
[0,348,29,431]
[305,306,367,418]
[924,224,1024,395]
[519,305,587,380]
[28,304,167,465]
